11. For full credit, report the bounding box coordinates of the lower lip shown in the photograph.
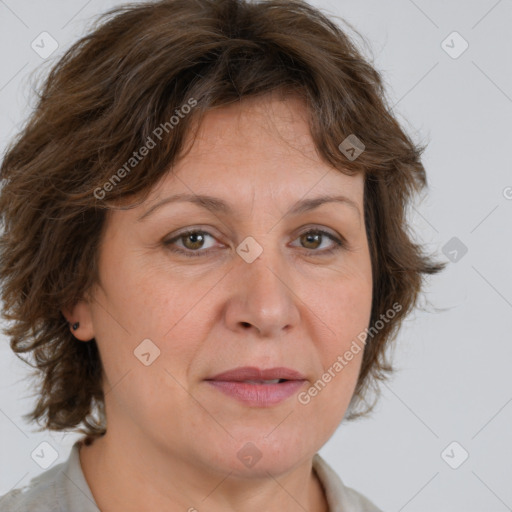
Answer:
[205,380,306,407]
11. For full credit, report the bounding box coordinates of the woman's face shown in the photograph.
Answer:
[73,93,373,477]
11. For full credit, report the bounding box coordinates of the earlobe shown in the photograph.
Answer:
[61,299,95,342]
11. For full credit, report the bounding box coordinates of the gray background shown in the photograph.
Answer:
[0,1,511,511]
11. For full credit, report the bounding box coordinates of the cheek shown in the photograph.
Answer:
[305,270,372,347]
[303,267,372,402]
[96,240,207,339]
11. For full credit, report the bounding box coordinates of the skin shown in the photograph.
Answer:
[63,92,373,512]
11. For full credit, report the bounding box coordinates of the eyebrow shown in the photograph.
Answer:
[136,192,361,222]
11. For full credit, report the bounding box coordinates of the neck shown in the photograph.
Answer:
[78,431,329,512]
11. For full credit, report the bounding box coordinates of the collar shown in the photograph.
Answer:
[57,439,380,512]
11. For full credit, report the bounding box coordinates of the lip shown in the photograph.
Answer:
[206,366,306,381]
[206,380,306,407]
[205,366,307,407]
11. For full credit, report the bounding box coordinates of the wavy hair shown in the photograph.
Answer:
[0,0,445,439]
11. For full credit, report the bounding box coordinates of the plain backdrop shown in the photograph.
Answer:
[0,1,511,511]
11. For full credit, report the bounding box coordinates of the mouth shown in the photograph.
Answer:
[239,379,287,384]
[205,367,307,407]
[206,366,306,382]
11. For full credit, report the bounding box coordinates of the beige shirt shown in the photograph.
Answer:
[0,439,383,511]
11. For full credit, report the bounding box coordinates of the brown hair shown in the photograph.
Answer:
[0,0,445,439]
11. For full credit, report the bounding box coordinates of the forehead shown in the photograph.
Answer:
[186,94,314,153]
[161,94,364,203]
[107,93,366,230]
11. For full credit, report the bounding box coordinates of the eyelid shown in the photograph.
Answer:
[291,227,346,253]
[163,224,348,257]
[164,227,225,250]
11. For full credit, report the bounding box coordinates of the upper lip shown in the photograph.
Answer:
[206,366,306,381]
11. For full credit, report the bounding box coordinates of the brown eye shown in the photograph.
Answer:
[164,227,345,259]
[292,229,344,255]
[180,232,206,250]
[164,230,219,257]
[300,231,322,250]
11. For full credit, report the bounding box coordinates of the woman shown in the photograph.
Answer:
[0,0,445,510]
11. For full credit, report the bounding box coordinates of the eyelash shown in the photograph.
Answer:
[163,228,346,258]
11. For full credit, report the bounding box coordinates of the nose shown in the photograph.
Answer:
[223,243,301,338]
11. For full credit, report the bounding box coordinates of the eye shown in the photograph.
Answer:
[290,228,345,255]
[163,229,220,257]
[163,227,346,258]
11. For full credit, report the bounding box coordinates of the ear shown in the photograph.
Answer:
[61,298,95,342]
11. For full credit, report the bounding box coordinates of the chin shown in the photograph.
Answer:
[201,430,318,478]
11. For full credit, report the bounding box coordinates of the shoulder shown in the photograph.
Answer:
[0,463,62,512]
[342,485,385,512]
[0,439,99,512]
[313,453,384,512]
